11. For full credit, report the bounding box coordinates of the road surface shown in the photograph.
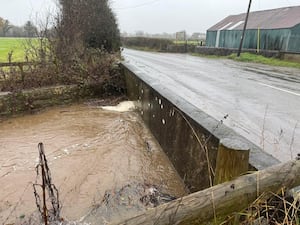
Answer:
[123,49,300,162]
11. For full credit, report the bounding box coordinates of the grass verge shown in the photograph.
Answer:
[228,53,300,69]
[192,52,300,69]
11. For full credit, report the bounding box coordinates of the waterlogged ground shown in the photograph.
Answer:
[0,102,186,224]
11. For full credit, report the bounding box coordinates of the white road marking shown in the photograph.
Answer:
[258,82,300,97]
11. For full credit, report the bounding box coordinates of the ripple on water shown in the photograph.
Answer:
[0,103,186,224]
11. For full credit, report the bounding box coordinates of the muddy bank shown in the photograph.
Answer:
[0,103,186,224]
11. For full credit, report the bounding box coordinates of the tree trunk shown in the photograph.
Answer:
[111,160,300,225]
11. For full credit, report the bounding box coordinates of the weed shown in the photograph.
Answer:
[191,51,300,69]
[222,188,300,225]
[228,52,300,69]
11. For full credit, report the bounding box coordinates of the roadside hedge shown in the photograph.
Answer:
[121,37,173,51]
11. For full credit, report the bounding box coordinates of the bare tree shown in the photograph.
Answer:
[1,19,12,37]
[0,0,124,93]
[23,21,38,37]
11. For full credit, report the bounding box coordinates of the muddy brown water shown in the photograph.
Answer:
[0,103,186,224]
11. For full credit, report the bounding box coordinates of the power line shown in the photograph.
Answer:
[114,0,162,10]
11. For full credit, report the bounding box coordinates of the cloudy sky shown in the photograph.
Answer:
[0,0,300,33]
[0,0,57,25]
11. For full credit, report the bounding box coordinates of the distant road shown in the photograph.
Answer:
[123,48,300,162]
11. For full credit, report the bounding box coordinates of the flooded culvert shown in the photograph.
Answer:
[0,102,187,224]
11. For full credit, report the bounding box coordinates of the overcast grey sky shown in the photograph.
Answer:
[0,0,57,25]
[0,0,300,33]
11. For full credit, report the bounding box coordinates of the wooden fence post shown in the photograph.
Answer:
[112,160,300,225]
[18,64,25,82]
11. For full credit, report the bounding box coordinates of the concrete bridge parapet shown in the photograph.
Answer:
[122,62,279,192]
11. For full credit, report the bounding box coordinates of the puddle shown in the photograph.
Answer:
[0,103,186,224]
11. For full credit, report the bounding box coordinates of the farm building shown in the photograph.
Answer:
[206,6,300,53]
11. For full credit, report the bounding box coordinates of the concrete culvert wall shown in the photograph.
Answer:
[122,62,279,192]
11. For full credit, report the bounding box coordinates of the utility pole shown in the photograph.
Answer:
[237,0,252,57]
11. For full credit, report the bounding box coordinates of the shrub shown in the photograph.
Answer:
[121,37,173,51]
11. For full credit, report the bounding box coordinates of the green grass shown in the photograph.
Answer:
[192,52,300,69]
[228,52,300,69]
[174,40,203,45]
[0,38,29,62]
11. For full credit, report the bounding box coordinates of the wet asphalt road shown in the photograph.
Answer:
[123,48,300,162]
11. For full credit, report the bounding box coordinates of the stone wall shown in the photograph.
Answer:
[0,84,105,117]
[282,52,300,63]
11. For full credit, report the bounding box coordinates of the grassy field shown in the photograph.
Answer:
[0,38,29,62]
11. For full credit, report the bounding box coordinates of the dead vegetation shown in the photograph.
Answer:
[0,47,124,95]
[82,182,177,224]
[222,188,300,225]
[0,0,123,96]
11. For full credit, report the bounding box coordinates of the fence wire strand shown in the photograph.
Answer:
[33,142,61,224]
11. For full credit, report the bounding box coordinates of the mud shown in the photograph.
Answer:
[0,103,186,224]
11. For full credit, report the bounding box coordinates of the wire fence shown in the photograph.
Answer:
[33,143,61,225]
